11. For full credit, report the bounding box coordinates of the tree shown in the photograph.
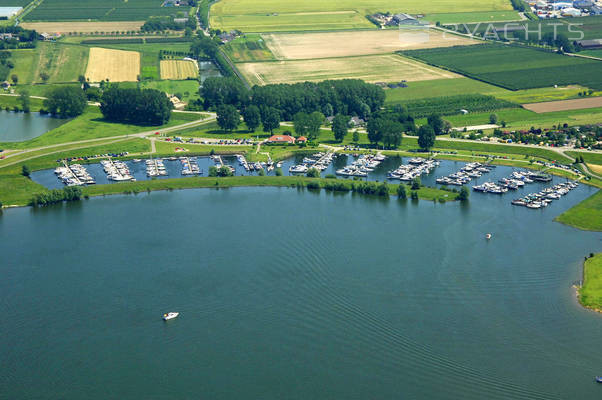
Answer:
[396,184,407,199]
[10,74,17,85]
[243,105,261,132]
[322,103,334,117]
[22,165,30,177]
[458,186,470,201]
[489,113,498,125]
[367,118,385,146]
[100,87,172,125]
[417,124,436,151]
[306,112,324,140]
[331,114,349,142]
[19,90,30,113]
[216,104,240,132]
[352,130,359,143]
[442,120,452,134]
[39,72,49,82]
[44,86,87,118]
[262,107,280,133]
[200,77,248,109]
[306,167,320,178]
[411,177,421,190]
[293,112,309,136]
[427,114,444,135]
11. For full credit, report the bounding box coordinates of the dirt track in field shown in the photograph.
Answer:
[523,97,602,113]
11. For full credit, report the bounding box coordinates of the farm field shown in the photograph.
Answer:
[24,0,190,21]
[160,60,198,80]
[87,42,192,80]
[21,21,144,33]
[425,10,521,24]
[238,54,460,86]
[384,78,594,104]
[397,94,518,118]
[223,34,276,62]
[33,43,89,83]
[523,97,602,113]
[85,47,140,82]
[210,0,513,32]
[261,30,478,61]
[402,44,602,90]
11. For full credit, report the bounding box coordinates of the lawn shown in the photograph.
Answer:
[0,174,48,207]
[238,53,458,86]
[210,0,512,32]
[402,44,602,90]
[555,190,602,231]
[0,108,200,150]
[566,151,602,166]
[580,253,602,311]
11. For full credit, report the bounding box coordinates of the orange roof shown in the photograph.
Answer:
[297,136,308,141]
[267,135,295,143]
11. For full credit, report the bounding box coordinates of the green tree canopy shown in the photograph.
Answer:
[331,114,350,142]
[418,124,436,150]
[216,104,240,132]
[243,105,261,132]
[44,86,87,118]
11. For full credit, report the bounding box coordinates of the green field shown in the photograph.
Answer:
[390,94,518,117]
[223,34,276,62]
[0,108,199,150]
[385,79,595,104]
[426,10,520,24]
[579,253,602,310]
[402,44,602,91]
[210,0,513,32]
[556,189,602,231]
[419,106,602,130]
[25,0,190,21]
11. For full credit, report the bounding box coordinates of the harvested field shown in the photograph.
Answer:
[160,60,198,80]
[522,97,602,113]
[262,30,478,60]
[238,54,459,86]
[85,47,140,82]
[588,163,602,175]
[21,21,144,33]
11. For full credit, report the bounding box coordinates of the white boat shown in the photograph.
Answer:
[163,312,179,321]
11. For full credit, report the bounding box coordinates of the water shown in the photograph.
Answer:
[0,110,68,142]
[199,61,222,83]
[1,187,601,399]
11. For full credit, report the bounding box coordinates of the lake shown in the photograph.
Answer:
[0,110,68,142]
[0,183,601,399]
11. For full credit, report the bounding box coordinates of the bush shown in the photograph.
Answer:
[410,191,419,200]
[411,177,421,190]
[306,167,320,178]
[275,168,283,176]
[458,186,470,201]
[21,164,30,177]
[396,184,407,199]
[307,181,320,190]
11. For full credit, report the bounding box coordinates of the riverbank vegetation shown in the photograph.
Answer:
[579,253,602,312]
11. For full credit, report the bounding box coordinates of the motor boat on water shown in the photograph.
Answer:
[596,377,602,383]
[163,312,179,321]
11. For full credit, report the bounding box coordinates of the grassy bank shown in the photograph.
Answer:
[79,176,459,203]
[555,190,602,231]
[579,253,602,312]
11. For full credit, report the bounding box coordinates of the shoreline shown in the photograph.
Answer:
[576,253,602,314]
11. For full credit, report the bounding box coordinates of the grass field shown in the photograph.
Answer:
[402,44,602,90]
[21,21,144,33]
[426,10,521,24]
[385,79,597,103]
[24,0,190,21]
[566,152,602,167]
[223,34,276,62]
[556,190,602,231]
[210,0,513,32]
[523,97,602,113]
[159,60,198,80]
[85,47,140,82]
[420,106,602,130]
[238,54,459,85]
[9,43,89,84]
[261,30,478,60]
[580,253,602,310]
[10,49,38,84]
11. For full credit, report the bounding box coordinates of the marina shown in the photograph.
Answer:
[387,157,439,181]
[145,158,168,177]
[289,151,337,174]
[180,157,202,176]
[510,181,579,209]
[335,153,385,177]
[54,162,95,186]
[100,159,135,182]
[436,162,493,186]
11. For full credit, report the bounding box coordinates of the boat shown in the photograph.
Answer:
[596,377,602,383]
[163,312,179,321]
[485,233,492,240]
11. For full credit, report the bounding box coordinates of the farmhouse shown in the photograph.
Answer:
[296,136,307,143]
[267,134,295,144]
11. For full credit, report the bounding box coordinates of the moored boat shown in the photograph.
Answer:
[163,312,179,321]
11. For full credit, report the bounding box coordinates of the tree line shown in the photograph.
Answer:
[100,87,172,125]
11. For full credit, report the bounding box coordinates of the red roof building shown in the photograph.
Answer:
[267,135,296,144]
[297,136,307,143]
